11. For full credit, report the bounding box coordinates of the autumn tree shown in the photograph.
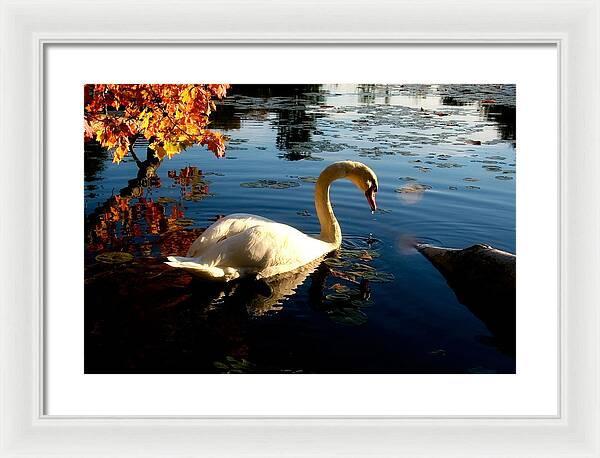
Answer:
[84,84,230,163]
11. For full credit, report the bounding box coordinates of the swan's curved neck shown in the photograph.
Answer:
[314,166,345,247]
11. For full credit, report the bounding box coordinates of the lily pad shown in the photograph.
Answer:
[329,269,359,283]
[483,165,502,172]
[495,175,513,180]
[95,252,134,264]
[328,308,368,326]
[351,298,374,308]
[213,356,256,374]
[348,263,395,283]
[324,257,351,268]
[325,292,351,302]
[395,183,432,193]
[240,179,300,189]
[435,162,464,168]
[173,218,195,227]
[463,177,479,182]
[339,248,380,260]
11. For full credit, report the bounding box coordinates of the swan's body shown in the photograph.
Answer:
[165,161,378,281]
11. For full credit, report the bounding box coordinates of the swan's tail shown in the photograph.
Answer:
[164,256,240,282]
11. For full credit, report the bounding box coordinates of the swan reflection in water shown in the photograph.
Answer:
[188,248,375,319]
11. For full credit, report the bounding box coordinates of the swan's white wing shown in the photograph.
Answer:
[186,213,275,257]
[195,221,331,278]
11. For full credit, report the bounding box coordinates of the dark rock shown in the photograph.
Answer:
[417,243,515,356]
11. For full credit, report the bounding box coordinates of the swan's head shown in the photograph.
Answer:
[328,161,379,212]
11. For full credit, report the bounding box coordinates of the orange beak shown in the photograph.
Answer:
[365,185,377,212]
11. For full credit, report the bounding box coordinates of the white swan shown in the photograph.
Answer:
[165,160,378,281]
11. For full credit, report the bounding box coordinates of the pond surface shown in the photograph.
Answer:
[84,84,516,374]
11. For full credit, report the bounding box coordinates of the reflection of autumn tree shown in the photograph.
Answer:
[85,158,215,255]
[169,166,212,202]
[86,194,185,254]
[84,84,230,163]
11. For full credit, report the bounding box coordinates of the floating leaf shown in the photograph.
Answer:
[358,251,373,261]
[330,283,350,294]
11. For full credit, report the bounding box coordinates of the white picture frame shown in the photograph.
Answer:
[1,0,598,456]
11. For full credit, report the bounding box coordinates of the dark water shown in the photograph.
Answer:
[84,84,516,374]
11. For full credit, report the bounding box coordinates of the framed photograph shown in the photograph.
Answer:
[1,0,599,457]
